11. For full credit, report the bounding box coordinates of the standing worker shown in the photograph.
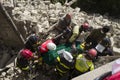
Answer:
[55,51,74,80]
[38,39,56,54]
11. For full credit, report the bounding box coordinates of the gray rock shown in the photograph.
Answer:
[113,47,120,54]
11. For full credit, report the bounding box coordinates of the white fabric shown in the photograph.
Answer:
[57,49,65,55]
[63,51,73,62]
[95,44,105,53]
[47,43,56,50]
[112,58,120,74]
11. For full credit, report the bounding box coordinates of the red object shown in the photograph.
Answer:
[83,22,89,29]
[39,39,53,53]
[20,49,33,59]
[104,72,120,80]
[65,14,71,19]
[88,49,97,57]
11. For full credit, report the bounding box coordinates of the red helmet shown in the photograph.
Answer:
[20,49,33,59]
[82,22,89,29]
[65,14,71,19]
[88,49,97,57]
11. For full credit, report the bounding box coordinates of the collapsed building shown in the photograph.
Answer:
[0,0,120,80]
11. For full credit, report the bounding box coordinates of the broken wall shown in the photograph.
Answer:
[0,5,24,47]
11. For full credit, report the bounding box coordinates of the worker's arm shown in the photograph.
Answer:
[90,63,94,71]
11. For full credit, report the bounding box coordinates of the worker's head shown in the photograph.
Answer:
[80,21,92,32]
[63,51,73,62]
[20,49,33,60]
[47,42,56,51]
[112,59,120,74]
[26,35,39,45]
[102,26,110,33]
[87,48,97,59]
[64,14,71,24]
[82,21,89,29]
[101,38,111,47]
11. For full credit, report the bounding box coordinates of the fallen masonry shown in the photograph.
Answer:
[0,0,120,80]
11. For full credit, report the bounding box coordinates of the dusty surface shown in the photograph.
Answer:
[0,0,120,80]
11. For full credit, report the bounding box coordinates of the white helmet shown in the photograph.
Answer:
[63,51,73,62]
[47,42,56,50]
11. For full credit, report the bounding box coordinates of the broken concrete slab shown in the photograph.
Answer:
[72,60,115,80]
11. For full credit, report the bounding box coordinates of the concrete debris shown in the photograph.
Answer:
[0,0,120,80]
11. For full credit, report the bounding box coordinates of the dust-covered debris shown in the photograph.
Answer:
[0,0,120,80]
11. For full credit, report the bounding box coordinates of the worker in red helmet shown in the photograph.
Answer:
[72,48,97,78]
[38,39,56,54]
[16,49,34,71]
[17,49,39,69]
[53,14,73,44]
[68,21,93,53]
[69,21,92,43]
[37,39,57,65]
[56,13,72,32]
[80,21,93,32]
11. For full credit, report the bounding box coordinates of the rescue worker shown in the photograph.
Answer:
[42,41,84,66]
[37,39,57,66]
[96,37,113,56]
[25,34,39,52]
[55,51,74,80]
[85,26,110,49]
[54,20,92,47]
[55,13,72,33]
[38,39,56,54]
[73,48,97,78]
[79,21,93,33]
[68,21,92,53]
[69,21,93,43]
[16,49,34,71]
[53,13,73,45]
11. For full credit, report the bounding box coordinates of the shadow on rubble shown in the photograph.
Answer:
[11,65,58,80]
[0,43,20,75]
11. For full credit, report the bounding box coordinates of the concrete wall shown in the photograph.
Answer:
[0,5,23,47]
[72,61,115,80]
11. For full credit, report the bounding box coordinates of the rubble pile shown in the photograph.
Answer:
[0,0,120,80]
[11,0,120,52]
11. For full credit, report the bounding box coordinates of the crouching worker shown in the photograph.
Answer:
[55,51,74,80]
[25,34,40,52]
[72,49,97,78]
[16,49,37,72]
[39,39,56,54]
